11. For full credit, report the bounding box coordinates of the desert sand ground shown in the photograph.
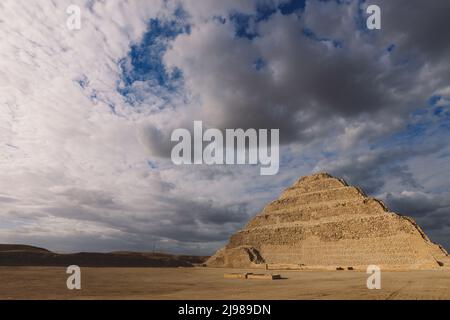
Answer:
[0,267,449,300]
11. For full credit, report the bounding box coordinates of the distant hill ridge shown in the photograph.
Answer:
[0,244,208,267]
[0,244,51,253]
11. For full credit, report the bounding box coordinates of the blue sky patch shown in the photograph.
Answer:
[229,0,306,39]
[373,102,450,152]
[118,18,189,105]
[278,0,306,15]
[253,57,266,71]
[387,44,395,53]
[428,95,442,106]
[229,12,258,39]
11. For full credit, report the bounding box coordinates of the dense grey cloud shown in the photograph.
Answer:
[371,0,450,61]
[322,142,446,194]
[141,0,450,155]
[385,191,450,248]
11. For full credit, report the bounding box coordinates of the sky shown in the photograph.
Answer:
[0,0,449,255]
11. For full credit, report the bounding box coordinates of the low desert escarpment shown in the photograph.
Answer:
[0,244,207,267]
[207,173,449,270]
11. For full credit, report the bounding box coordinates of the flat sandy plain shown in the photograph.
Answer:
[0,267,449,300]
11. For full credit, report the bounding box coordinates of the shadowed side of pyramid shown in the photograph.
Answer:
[207,173,449,270]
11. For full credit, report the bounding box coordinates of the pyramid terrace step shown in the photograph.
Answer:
[247,201,388,229]
[279,185,366,199]
[245,213,391,231]
[285,177,348,195]
[265,186,366,211]
[262,197,383,216]
[229,214,420,248]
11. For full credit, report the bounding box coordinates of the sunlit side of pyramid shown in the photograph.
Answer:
[207,173,449,270]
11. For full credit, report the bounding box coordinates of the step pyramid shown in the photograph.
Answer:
[207,173,449,270]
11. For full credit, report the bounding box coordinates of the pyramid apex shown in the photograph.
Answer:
[310,171,334,178]
[294,172,337,185]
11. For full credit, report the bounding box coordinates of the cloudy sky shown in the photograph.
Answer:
[0,0,449,254]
